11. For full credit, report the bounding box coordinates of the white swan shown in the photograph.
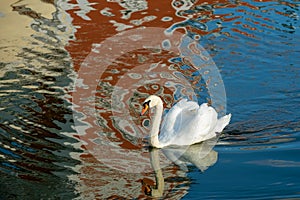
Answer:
[140,95,231,148]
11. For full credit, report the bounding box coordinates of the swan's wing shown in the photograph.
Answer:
[180,106,231,144]
[164,103,219,145]
[160,99,199,145]
[160,99,198,133]
[160,100,228,146]
[184,103,219,143]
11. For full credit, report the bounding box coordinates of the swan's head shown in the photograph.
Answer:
[140,95,162,115]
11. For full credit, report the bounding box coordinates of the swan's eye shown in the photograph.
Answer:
[142,100,150,108]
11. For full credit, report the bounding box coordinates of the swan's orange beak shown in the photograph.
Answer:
[140,104,149,116]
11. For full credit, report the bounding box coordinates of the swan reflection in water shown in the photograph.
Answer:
[142,136,218,197]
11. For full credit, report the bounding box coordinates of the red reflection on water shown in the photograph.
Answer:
[65,1,193,198]
[65,0,265,198]
[66,0,183,71]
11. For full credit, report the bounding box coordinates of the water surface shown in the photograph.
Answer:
[0,0,299,199]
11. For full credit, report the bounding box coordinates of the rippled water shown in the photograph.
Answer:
[1,0,299,199]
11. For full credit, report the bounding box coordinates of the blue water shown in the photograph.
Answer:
[0,0,299,199]
[186,148,300,199]
[182,1,300,198]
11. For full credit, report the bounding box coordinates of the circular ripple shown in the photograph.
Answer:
[72,27,226,173]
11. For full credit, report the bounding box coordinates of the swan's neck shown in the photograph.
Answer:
[150,102,163,148]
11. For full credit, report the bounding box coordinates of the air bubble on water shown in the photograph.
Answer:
[128,73,142,79]
[161,16,173,21]
[160,72,175,79]
[162,39,171,50]
[143,119,150,128]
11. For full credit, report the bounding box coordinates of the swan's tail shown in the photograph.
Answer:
[215,114,232,133]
